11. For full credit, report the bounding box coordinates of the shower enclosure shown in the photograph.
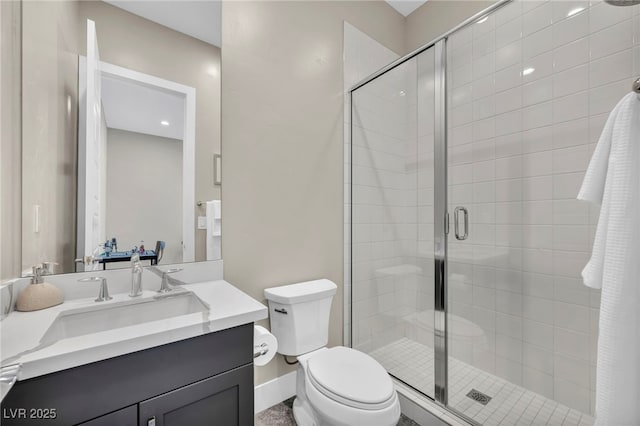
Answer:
[350,0,640,424]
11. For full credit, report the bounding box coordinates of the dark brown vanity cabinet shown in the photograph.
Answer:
[78,406,137,426]
[138,364,252,426]
[1,324,254,426]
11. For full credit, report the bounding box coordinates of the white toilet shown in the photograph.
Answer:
[264,279,401,426]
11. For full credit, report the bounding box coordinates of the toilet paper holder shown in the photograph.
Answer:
[254,343,269,359]
[253,325,277,366]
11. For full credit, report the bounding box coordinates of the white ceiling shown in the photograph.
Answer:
[103,1,221,47]
[101,75,185,140]
[385,0,428,17]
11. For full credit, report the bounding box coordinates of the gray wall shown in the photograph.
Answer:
[20,0,80,275]
[106,129,183,266]
[221,0,405,385]
[0,0,22,280]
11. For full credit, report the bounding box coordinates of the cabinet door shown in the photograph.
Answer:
[77,405,137,426]
[139,365,253,426]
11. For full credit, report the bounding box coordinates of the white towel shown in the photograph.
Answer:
[212,200,221,219]
[207,200,221,236]
[205,200,221,260]
[577,92,640,426]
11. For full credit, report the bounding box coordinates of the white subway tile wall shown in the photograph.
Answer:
[351,54,425,356]
[445,0,640,416]
[349,26,441,397]
[343,22,400,347]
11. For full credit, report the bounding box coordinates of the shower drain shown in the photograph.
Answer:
[466,389,492,405]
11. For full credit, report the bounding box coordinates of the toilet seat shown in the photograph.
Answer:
[306,347,395,410]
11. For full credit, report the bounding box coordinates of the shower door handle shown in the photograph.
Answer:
[454,206,469,241]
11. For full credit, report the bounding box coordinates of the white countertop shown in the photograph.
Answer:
[0,278,267,381]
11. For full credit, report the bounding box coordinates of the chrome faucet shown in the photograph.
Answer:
[78,276,112,302]
[148,267,182,294]
[159,268,182,293]
[130,254,143,297]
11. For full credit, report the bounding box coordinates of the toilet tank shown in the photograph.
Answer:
[264,279,337,356]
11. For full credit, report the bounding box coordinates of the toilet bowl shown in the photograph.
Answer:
[293,347,401,426]
[264,280,401,426]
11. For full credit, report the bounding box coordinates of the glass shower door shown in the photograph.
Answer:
[351,46,436,399]
[443,0,607,423]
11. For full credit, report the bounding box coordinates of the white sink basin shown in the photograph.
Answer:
[40,292,208,345]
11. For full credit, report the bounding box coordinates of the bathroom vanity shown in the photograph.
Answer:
[2,325,252,426]
[0,273,267,426]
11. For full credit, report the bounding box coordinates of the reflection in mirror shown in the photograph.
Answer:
[77,55,195,271]
[101,78,186,267]
[20,1,221,276]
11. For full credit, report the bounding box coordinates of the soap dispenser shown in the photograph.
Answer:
[16,264,64,311]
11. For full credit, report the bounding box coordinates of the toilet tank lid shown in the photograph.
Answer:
[264,279,337,304]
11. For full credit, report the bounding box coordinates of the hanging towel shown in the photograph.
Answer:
[213,203,221,237]
[212,200,221,219]
[577,92,640,426]
[205,200,221,260]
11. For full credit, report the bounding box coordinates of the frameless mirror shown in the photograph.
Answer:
[20,0,221,275]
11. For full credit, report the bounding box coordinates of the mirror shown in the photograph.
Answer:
[20,0,221,275]
[77,51,195,270]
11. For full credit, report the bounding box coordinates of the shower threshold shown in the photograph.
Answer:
[370,338,594,426]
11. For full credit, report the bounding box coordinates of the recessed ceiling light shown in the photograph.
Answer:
[476,16,488,24]
[522,67,535,76]
[161,120,170,126]
[567,7,584,17]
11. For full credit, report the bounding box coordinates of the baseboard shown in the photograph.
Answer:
[254,371,297,414]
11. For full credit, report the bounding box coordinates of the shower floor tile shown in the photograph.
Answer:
[370,338,595,426]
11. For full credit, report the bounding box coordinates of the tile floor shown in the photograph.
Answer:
[255,397,420,426]
[370,338,595,426]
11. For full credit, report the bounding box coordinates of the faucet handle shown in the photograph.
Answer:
[30,265,43,284]
[28,262,59,284]
[41,262,58,275]
[78,276,112,302]
[158,268,183,294]
[78,276,103,282]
